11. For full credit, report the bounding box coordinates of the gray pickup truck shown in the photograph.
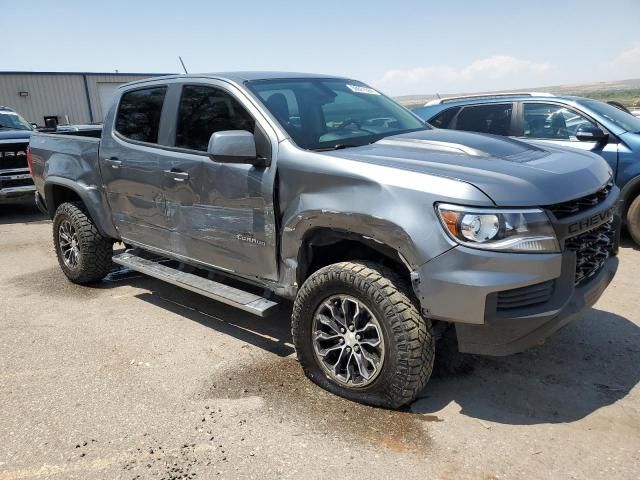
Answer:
[29,72,620,408]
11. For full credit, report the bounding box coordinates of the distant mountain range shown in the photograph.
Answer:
[395,78,640,108]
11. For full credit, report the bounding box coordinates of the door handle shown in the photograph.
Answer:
[163,169,189,182]
[104,157,123,169]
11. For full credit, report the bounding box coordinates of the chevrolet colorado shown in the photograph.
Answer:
[29,72,620,407]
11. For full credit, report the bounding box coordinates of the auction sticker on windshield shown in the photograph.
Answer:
[346,84,380,95]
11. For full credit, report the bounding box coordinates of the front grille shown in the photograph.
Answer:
[0,143,29,170]
[496,280,554,310]
[565,220,615,286]
[0,174,32,189]
[547,180,614,219]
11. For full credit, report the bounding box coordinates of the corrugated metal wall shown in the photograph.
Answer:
[0,73,165,125]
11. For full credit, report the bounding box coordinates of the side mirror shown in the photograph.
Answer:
[576,125,608,143]
[208,130,267,167]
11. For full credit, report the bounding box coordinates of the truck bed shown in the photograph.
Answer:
[30,132,101,180]
[29,131,118,237]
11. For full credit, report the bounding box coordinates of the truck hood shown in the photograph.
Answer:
[0,130,31,143]
[324,129,612,206]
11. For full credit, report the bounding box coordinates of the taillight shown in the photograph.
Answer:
[26,145,34,177]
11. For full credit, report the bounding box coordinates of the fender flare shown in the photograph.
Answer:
[280,210,422,285]
[44,176,120,239]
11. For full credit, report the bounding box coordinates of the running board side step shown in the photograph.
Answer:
[112,252,278,317]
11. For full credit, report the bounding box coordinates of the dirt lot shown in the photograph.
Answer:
[1,204,639,480]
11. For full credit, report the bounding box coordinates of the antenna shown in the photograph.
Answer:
[178,56,189,74]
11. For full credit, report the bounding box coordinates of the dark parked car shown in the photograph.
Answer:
[414,93,640,244]
[0,106,34,204]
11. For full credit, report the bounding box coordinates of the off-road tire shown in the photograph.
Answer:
[292,261,434,408]
[53,202,113,284]
[627,194,640,246]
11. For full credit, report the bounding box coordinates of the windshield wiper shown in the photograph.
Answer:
[314,143,361,152]
[0,125,28,131]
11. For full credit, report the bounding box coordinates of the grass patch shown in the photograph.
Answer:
[572,89,640,108]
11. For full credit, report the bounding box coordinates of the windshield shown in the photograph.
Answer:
[0,111,32,131]
[581,99,640,133]
[246,78,427,150]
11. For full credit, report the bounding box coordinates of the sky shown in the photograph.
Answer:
[2,0,639,96]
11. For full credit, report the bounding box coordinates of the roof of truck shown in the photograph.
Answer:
[121,71,350,88]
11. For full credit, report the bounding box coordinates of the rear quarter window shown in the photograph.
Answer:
[456,103,513,135]
[428,107,461,128]
[115,87,167,143]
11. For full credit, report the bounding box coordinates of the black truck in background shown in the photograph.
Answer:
[0,106,34,205]
[0,106,103,207]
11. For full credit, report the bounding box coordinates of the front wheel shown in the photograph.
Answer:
[292,261,434,408]
[53,202,113,284]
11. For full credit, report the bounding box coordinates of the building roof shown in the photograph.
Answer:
[0,71,344,82]
[0,71,173,76]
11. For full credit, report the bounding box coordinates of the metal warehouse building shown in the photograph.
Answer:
[0,71,169,127]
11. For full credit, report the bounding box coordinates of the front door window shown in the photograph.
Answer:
[522,103,596,141]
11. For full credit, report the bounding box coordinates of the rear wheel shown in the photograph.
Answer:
[292,261,434,408]
[627,194,640,246]
[53,202,113,284]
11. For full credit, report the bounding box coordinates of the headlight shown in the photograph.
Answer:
[436,203,559,253]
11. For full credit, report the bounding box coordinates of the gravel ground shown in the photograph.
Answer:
[1,204,639,480]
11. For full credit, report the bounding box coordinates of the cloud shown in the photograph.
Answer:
[461,55,550,79]
[608,44,640,77]
[373,55,551,95]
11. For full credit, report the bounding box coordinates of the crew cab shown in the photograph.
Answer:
[29,73,620,407]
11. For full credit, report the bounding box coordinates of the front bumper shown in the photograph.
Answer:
[0,184,36,203]
[413,190,620,356]
[454,255,617,355]
[414,244,619,356]
[0,168,35,204]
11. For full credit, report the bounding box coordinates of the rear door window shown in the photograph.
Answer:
[456,103,513,135]
[115,87,167,143]
[175,85,255,151]
[522,103,596,140]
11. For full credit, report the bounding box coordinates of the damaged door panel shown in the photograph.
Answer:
[159,152,278,279]
[156,82,279,279]
[99,84,178,248]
